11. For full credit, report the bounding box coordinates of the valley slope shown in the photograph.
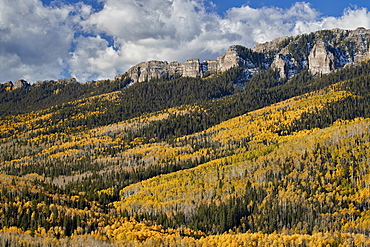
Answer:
[1,28,370,246]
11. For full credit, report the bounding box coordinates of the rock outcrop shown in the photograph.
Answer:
[253,36,291,54]
[265,27,370,78]
[203,59,218,73]
[168,62,184,78]
[120,27,370,83]
[3,81,13,87]
[344,27,370,63]
[35,78,78,86]
[308,42,335,75]
[3,28,370,88]
[119,45,251,83]
[216,46,246,71]
[14,79,30,89]
[3,81,13,91]
[56,78,77,84]
[1,80,30,91]
[118,61,183,83]
[256,35,308,79]
[271,53,301,79]
[183,59,203,78]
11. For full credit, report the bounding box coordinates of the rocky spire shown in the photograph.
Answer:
[14,79,30,89]
[308,42,335,76]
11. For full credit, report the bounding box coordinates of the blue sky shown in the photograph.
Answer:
[40,0,370,17]
[213,0,370,17]
[2,0,370,83]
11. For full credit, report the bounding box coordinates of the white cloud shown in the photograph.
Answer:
[1,1,370,83]
[319,7,370,30]
[69,35,125,81]
[72,0,221,81]
[292,7,370,34]
[0,0,84,82]
[74,1,370,82]
[220,2,323,44]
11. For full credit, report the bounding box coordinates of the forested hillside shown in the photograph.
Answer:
[1,34,370,245]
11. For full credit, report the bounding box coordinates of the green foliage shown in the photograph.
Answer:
[286,33,316,62]
[233,45,272,68]
[0,78,131,116]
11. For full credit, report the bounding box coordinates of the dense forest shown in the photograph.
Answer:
[1,36,370,245]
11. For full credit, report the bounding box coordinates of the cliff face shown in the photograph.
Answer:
[117,45,258,83]
[183,59,203,78]
[34,78,78,87]
[120,28,370,84]
[125,61,179,83]
[2,80,31,91]
[216,46,246,71]
[14,79,30,89]
[266,27,370,78]
[271,53,301,79]
[3,28,370,87]
[116,61,182,83]
[308,42,335,76]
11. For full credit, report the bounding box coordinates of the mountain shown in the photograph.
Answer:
[116,27,370,83]
[2,27,369,117]
[1,28,370,246]
[264,27,370,78]
[115,45,261,83]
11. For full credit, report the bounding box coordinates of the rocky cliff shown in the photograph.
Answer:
[119,28,370,84]
[2,79,31,91]
[183,59,203,78]
[261,27,370,78]
[3,28,370,87]
[33,78,78,88]
[116,46,260,83]
[308,42,335,76]
[2,78,78,91]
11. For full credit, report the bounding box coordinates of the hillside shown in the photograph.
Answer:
[1,28,370,246]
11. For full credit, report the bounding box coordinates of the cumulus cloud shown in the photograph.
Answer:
[0,0,88,82]
[219,2,321,45]
[69,35,125,81]
[1,0,370,83]
[71,0,221,81]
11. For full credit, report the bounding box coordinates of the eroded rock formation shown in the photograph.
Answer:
[216,46,245,71]
[14,80,30,89]
[308,42,335,76]
[271,54,300,79]
[183,59,203,78]
[4,28,370,87]
[119,45,248,83]
[258,27,370,78]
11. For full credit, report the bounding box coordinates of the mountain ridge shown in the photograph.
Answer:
[115,27,370,84]
[3,27,370,88]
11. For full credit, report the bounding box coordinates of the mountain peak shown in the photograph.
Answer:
[261,27,370,78]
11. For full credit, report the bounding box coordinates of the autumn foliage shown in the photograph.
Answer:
[1,60,370,246]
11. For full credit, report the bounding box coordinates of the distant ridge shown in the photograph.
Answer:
[3,27,370,87]
[110,27,370,85]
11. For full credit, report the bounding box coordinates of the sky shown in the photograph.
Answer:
[1,0,370,83]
